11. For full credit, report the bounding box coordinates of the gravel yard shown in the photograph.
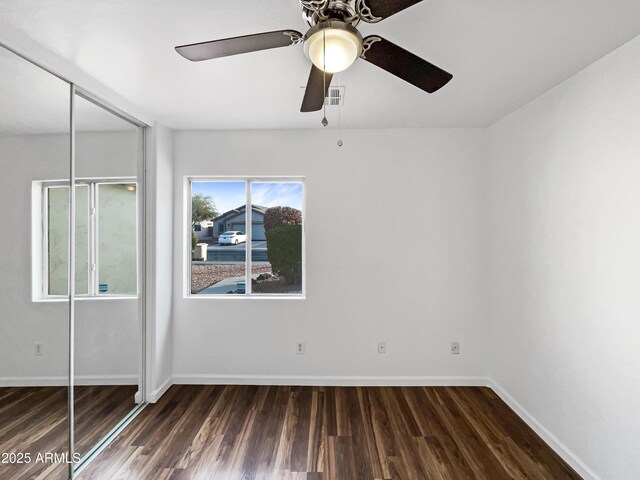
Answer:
[252,277,303,294]
[191,264,302,294]
[191,264,271,293]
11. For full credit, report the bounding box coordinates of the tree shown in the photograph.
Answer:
[265,225,302,285]
[263,206,302,232]
[192,194,219,227]
[263,207,303,285]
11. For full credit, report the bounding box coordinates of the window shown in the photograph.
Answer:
[43,180,138,298]
[189,178,304,297]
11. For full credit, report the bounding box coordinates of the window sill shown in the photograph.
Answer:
[184,294,306,300]
[33,295,139,303]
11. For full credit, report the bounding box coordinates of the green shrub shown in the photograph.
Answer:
[265,225,302,285]
[192,232,198,251]
[264,206,302,232]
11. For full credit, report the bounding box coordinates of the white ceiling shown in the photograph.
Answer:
[0,48,138,135]
[1,0,640,130]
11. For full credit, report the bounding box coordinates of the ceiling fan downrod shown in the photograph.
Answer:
[300,0,384,27]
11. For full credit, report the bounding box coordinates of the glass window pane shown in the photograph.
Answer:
[191,181,247,295]
[250,182,303,295]
[97,183,137,295]
[47,185,89,295]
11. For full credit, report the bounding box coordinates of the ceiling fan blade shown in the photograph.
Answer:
[176,30,303,62]
[359,36,453,93]
[358,0,424,22]
[300,65,333,112]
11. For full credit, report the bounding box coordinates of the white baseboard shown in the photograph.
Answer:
[75,375,138,386]
[488,378,599,480]
[172,374,490,387]
[148,376,173,403]
[0,375,139,387]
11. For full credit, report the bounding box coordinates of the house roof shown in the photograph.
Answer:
[213,205,268,223]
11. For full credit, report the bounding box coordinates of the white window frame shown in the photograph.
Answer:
[186,176,306,299]
[35,177,139,301]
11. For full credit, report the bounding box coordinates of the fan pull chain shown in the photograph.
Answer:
[337,70,343,147]
[321,29,328,127]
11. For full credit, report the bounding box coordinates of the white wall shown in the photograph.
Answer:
[487,36,640,480]
[146,123,175,400]
[0,134,70,382]
[172,128,488,383]
[0,132,140,384]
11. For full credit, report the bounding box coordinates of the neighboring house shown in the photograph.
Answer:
[213,205,268,241]
[193,220,213,240]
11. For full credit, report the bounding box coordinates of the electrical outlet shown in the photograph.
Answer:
[35,342,43,357]
[296,342,305,355]
[451,341,460,355]
[377,341,387,354]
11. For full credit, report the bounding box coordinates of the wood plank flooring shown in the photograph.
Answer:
[78,385,581,480]
[0,385,137,480]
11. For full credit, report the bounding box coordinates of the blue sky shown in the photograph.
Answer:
[192,181,302,216]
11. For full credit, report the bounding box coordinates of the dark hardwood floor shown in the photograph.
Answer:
[0,385,137,480]
[78,385,581,480]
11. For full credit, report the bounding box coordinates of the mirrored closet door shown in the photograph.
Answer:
[72,91,144,465]
[0,45,71,480]
[0,43,146,480]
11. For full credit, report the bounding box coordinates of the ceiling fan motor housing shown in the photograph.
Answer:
[301,0,362,27]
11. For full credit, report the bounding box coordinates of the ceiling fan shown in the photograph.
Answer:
[175,0,453,113]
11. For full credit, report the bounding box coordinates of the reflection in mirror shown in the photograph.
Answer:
[47,184,90,295]
[0,46,71,480]
[72,93,142,463]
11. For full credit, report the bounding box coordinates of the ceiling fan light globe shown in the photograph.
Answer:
[305,28,362,73]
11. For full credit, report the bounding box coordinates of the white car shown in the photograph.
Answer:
[218,231,246,245]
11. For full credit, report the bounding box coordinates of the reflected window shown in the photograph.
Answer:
[45,180,137,297]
